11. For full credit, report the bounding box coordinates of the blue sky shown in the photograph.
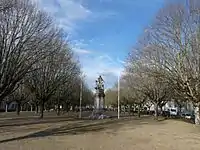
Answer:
[35,0,166,90]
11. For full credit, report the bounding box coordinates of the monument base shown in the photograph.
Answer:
[92,75,106,119]
[89,109,109,119]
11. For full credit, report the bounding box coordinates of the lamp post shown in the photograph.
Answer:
[79,74,85,119]
[98,60,132,119]
[117,72,120,119]
[117,70,136,119]
[79,80,82,118]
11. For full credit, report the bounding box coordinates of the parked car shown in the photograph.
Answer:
[169,108,178,116]
[185,113,195,119]
[185,113,192,119]
[180,111,195,121]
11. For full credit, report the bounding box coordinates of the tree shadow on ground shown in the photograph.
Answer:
[0,112,133,127]
[169,118,195,124]
[0,116,166,144]
[0,117,82,127]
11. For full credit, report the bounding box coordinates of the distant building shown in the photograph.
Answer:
[0,101,17,111]
[146,100,194,113]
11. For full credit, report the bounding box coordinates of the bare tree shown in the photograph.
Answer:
[0,0,15,12]
[105,89,118,107]
[123,0,200,122]
[0,0,59,102]
[9,81,30,115]
[143,1,200,123]
[54,74,82,115]
[124,51,173,119]
[25,38,80,118]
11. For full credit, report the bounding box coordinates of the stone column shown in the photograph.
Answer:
[95,96,100,110]
[99,97,104,109]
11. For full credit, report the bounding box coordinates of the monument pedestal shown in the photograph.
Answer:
[89,75,106,119]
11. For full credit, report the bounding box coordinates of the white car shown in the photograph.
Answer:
[170,108,178,116]
[185,114,192,119]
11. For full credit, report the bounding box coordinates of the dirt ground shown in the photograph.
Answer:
[0,116,200,150]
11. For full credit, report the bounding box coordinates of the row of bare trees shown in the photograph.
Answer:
[0,0,93,118]
[106,0,200,124]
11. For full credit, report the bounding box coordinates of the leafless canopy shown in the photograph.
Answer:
[120,0,200,119]
[0,0,59,101]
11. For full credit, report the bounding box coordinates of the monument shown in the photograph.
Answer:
[94,75,105,111]
[90,75,105,119]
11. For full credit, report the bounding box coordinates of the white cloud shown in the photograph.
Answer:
[56,0,91,20]
[35,0,91,34]
[34,0,124,89]
[79,51,124,89]
[35,0,118,34]
[69,39,124,89]
[90,11,118,21]
[73,48,92,54]
[117,58,126,64]
[97,55,113,63]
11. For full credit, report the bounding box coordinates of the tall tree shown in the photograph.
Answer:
[9,82,30,115]
[105,89,118,107]
[124,0,200,122]
[144,1,200,123]
[25,39,80,118]
[0,0,58,102]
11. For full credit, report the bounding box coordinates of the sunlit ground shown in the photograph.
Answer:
[0,116,200,150]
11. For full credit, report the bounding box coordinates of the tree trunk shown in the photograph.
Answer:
[138,104,141,118]
[66,104,70,112]
[40,101,45,119]
[154,103,159,120]
[131,105,135,116]
[35,103,39,114]
[128,105,131,116]
[148,106,151,115]
[179,104,182,112]
[57,104,60,116]
[160,106,163,116]
[72,105,75,112]
[16,102,21,115]
[177,104,182,117]
[198,104,200,124]
[194,103,200,125]
[5,103,8,112]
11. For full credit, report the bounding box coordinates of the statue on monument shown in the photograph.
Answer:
[89,75,108,119]
[94,75,105,111]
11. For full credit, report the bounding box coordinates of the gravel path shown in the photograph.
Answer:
[0,117,199,150]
